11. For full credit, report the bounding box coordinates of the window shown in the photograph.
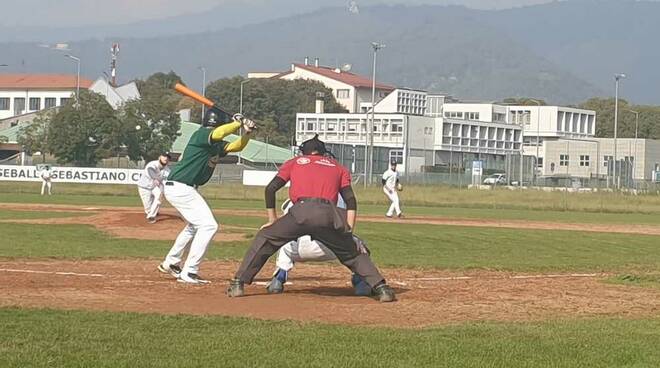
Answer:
[29,97,41,111]
[14,97,25,115]
[391,123,403,133]
[560,154,569,166]
[306,122,315,130]
[389,150,404,164]
[0,98,9,110]
[60,97,71,106]
[537,157,544,168]
[467,112,480,120]
[45,98,57,108]
[445,111,464,119]
[423,127,433,135]
[603,155,613,168]
[579,155,590,167]
[336,89,350,99]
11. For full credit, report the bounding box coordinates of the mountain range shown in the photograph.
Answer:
[0,0,657,105]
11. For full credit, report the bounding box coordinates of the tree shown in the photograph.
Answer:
[205,77,347,147]
[120,97,180,162]
[0,136,8,144]
[501,97,547,106]
[48,90,121,166]
[17,109,53,163]
[121,72,182,161]
[578,98,660,140]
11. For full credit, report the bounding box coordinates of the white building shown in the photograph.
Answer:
[0,74,93,120]
[89,78,140,109]
[251,59,395,113]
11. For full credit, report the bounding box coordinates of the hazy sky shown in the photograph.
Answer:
[3,0,556,27]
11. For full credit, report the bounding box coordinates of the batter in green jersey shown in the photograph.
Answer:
[158,110,257,284]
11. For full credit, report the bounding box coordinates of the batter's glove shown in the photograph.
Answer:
[242,118,257,133]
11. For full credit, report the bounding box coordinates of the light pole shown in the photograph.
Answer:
[527,99,542,185]
[199,67,206,117]
[628,109,639,182]
[519,114,525,188]
[613,73,626,189]
[65,54,81,106]
[239,79,251,165]
[367,42,385,187]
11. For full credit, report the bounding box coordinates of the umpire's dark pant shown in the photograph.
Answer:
[235,198,386,287]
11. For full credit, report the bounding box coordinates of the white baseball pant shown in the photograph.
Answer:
[162,181,218,275]
[383,187,401,217]
[41,180,52,195]
[137,186,162,219]
[276,236,337,271]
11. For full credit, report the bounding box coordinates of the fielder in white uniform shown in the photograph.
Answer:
[382,160,403,218]
[267,196,372,296]
[40,165,53,196]
[137,153,171,224]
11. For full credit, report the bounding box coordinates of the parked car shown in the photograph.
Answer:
[483,173,507,185]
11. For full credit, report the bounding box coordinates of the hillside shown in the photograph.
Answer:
[2,1,658,104]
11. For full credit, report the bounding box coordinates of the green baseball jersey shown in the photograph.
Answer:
[168,127,228,187]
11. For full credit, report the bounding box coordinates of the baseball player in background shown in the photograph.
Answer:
[382,160,403,218]
[158,110,256,284]
[267,197,372,296]
[137,153,171,224]
[40,165,53,196]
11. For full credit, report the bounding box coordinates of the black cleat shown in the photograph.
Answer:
[373,284,396,302]
[158,263,182,278]
[227,278,245,297]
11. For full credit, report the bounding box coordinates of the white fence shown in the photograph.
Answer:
[0,165,143,185]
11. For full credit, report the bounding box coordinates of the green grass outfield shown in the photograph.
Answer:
[3,190,660,225]
[2,183,660,367]
[0,209,90,220]
[1,308,660,368]
[3,218,660,272]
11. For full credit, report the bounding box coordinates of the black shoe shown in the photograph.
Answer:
[373,284,396,302]
[178,272,211,284]
[227,278,244,297]
[157,263,182,278]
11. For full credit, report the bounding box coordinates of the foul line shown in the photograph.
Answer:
[0,268,105,278]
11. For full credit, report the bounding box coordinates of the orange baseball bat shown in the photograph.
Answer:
[175,83,215,107]
[174,83,234,123]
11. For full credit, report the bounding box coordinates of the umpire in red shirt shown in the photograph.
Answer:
[228,135,396,302]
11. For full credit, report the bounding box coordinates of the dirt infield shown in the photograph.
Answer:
[1,203,660,327]
[1,259,659,327]
[3,202,660,237]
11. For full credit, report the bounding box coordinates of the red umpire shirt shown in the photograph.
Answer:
[276,155,351,204]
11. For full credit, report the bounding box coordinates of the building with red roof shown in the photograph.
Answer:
[250,59,395,113]
[0,74,93,120]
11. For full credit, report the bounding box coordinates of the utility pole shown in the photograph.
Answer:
[65,54,81,108]
[239,79,251,165]
[199,67,207,117]
[613,73,626,189]
[367,42,385,187]
[628,109,639,183]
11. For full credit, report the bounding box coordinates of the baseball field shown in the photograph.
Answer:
[1,183,660,367]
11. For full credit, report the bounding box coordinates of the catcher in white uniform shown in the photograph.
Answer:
[382,160,403,218]
[267,196,372,296]
[40,165,53,196]
[137,153,171,224]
